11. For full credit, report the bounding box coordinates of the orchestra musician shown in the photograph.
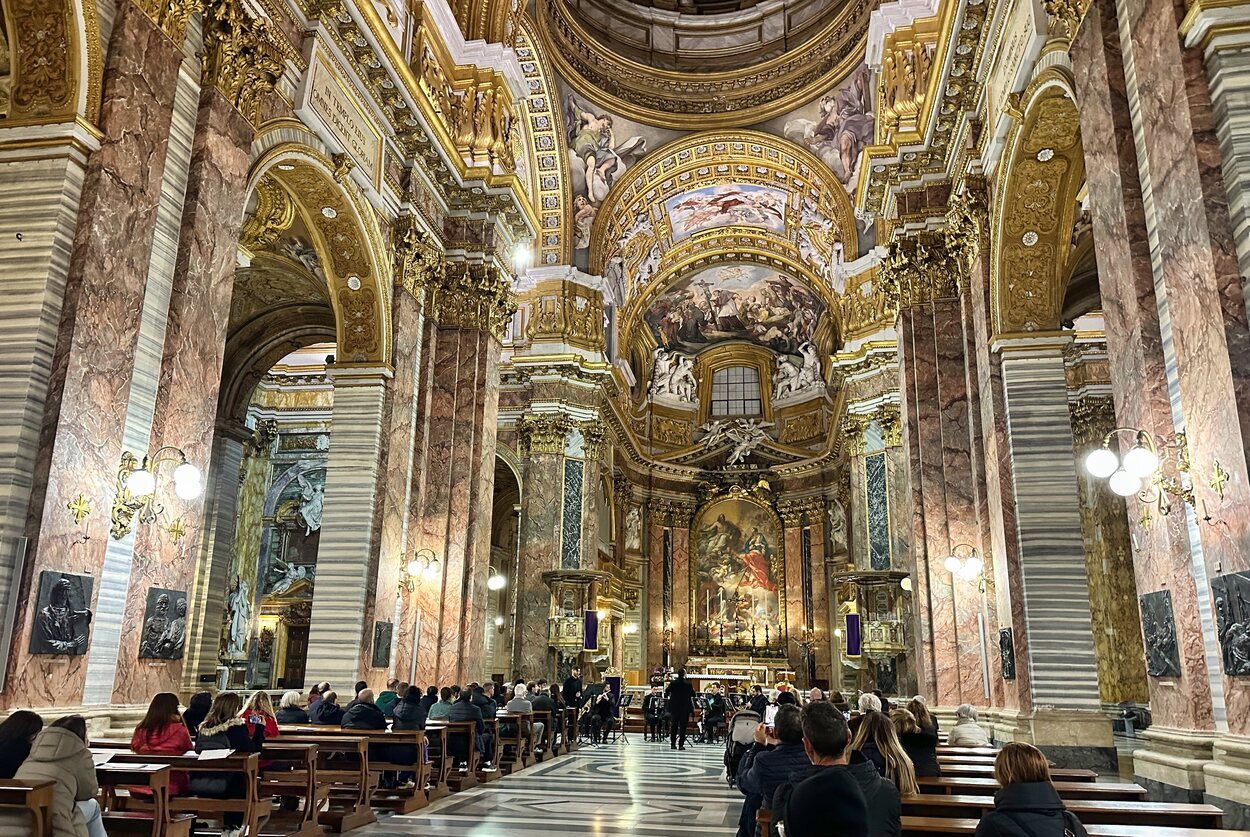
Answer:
[642,685,666,742]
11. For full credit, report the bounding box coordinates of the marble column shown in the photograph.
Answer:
[1069,396,1150,707]
[1,1,190,708]
[303,369,389,689]
[1071,0,1225,800]
[579,424,606,570]
[646,510,665,670]
[111,9,279,702]
[996,337,1113,768]
[512,413,572,678]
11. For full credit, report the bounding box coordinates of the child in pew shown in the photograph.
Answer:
[192,692,264,837]
[130,692,193,795]
[975,743,1089,837]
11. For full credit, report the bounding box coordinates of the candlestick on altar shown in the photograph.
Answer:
[706,589,711,620]
[751,623,757,648]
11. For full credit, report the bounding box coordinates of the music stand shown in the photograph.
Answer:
[609,693,633,745]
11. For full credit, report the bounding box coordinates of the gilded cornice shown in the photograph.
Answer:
[878,234,960,309]
[517,411,575,455]
[647,497,696,527]
[877,15,940,147]
[201,0,285,129]
[535,0,871,128]
[525,280,606,352]
[429,262,517,339]
[513,20,571,267]
[136,0,199,45]
[777,496,824,527]
[1069,396,1116,449]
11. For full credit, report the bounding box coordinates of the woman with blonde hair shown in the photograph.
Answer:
[975,742,1088,837]
[850,709,918,796]
[890,707,940,777]
[241,691,279,739]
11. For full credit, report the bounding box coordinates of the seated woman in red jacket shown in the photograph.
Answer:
[130,692,193,795]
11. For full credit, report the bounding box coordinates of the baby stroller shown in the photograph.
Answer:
[724,709,761,787]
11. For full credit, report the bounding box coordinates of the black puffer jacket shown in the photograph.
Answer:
[392,696,428,730]
[898,730,941,777]
[974,782,1090,837]
[847,752,901,836]
[276,706,309,724]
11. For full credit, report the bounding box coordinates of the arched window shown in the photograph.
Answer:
[710,366,761,417]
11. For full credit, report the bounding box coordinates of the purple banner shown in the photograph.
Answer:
[845,614,862,656]
[584,610,599,651]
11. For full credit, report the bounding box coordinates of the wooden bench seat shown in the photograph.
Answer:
[426,721,480,792]
[0,779,55,837]
[95,762,194,837]
[478,718,502,783]
[936,763,1096,782]
[903,816,1250,836]
[268,734,375,832]
[917,777,1147,801]
[256,741,324,837]
[495,712,534,774]
[938,755,998,765]
[278,725,428,815]
[901,795,1225,828]
[937,746,999,756]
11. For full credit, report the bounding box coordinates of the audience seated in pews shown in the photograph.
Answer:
[341,688,386,730]
[309,690,345,725]
[308,681,330,707]
[0,710,43,779]
[873,690,892,713]
[736,704,809,837]
[130,693,193,794]
[908,696,938,736]
[471,683,495,718]
[850,709,919,796]
[807,688,825,703]
[449,686,493,765]
[948,703,991,747]
[776,702,884,837]
[392,686,428,730]
[891,708,940,778]
[847,692,881,738]
[505,683,543,743]
[418,685,439,717]
[276,690,310,724]
[529,683,557,731]
[482,681,500,712]
[241,690,280,739]
[5,714,105,837]
[193,692,264,837]
[377,679,404,716]
[830,690,851,714]
[183,690,211,737]
[428,687,454,721]
[975,742,1089,837]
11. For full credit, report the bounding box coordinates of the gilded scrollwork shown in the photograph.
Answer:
[392,214,443,298]
[524,280,605,351]
[429,262,518,340]
[201,0,284,128]
[517,411,575,455]
[239,175,296,256]
[878,235,960,310]
[878,20,938,145]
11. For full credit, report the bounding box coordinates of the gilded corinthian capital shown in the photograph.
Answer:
[879,234,961,308]
[393,215,443,298]
[136,0,201,43]
[945,180,989,271]
[429,261,518,339]
[517,412,575,456]
[201,0,284,128]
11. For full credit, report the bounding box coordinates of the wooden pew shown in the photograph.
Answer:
[256,741,325,837]
[269,734,375,832]
[917,776,1147,801]
[901,795,1225,828]
[564,709,579,753]
[937,746,999,756]
[278,725,428,815]
[903,817,1250,837]
[95,750,266,836]
[95,762,194,837]
[936,762,1097,782]
[495,712,532,774]
[531,710,553,761]
[0,779,56,837]
[938,754,998,766]
[421,724,450,800]
[429,721,480,792]
[478,718,502,783]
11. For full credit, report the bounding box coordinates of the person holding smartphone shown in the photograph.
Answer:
[735,705,809,837]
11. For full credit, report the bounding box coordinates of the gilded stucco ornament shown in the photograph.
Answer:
[430,262,518,340]
[517,412,575,455]
[136,0,201,45]
[202,0,284,129]
[6,0,82,118]
[239,176,296,256]
[392,214,443,298]
[878,235,960,308]
[525,281,606,351]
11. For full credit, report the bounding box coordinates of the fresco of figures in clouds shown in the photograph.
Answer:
[664,184,789,240]
[643,264,824,356]
[757,64,876,194]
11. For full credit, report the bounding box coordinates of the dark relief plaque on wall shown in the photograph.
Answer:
[1140,590,1182,677]
[372,621,393,669]
[1212,571,1250,676]
[999,628,1016,680]
[30,571,94,656]
[138,587,187,660]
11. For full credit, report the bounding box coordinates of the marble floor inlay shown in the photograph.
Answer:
[359,739,741,835]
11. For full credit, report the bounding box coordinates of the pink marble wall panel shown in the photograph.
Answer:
[1072,0,1214,730]
[113,92,254,704]
[434,327,470,681]
[647,521,665,669]
[784,526,805,671]
[513,450,562,678]
[808,523,833,684]
[3,4,184,708]
[672,526,690,666]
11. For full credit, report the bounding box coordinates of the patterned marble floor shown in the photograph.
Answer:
[359,737,742,836]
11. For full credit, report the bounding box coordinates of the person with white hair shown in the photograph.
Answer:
[947,703,991,747]
[848,691,883,737]
[506,681,544,743]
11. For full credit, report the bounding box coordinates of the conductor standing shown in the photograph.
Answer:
[665,668,696,750]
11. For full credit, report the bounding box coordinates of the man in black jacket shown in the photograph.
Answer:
[664,669,696,750]
[775,701,876,837]
[449,689,492,765]
[309,690,345,725]
[642,685,665,742]
[341,688,387,729]
[562,667,583,709]
[748,684,769,717]
[701,683,727,743]
[736,705,810,837]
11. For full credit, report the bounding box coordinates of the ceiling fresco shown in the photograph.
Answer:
[641,265,824,357]
[664,184,789,241]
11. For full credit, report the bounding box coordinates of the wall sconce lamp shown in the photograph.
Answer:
[944,543,985,592]
[110,447,203,540]
[399,548,440,592]
[623,622,639,635]
[487,573,507,591]
[1083,428,1226,524]
[494,614,506,632]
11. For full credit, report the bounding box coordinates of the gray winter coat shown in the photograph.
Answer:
[6,726,97,837]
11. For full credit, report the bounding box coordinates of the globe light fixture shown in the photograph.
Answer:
[1122,442,1161,479]
[900,576,913,593]
[126,468,157,497]
[487,573,507,591]
[1108,468,1143,498]
[1083,447,1119,479]
[944,554,962,574]
[623,622,639,635]
[945,544,986,592]
[111,446,204,539]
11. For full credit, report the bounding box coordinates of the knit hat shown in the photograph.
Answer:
[784,765,869,837]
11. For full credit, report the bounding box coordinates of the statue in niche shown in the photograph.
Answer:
[772,342,825,401]
[827,499,848,555]
[999,628,1016,680]
[226,578,252,658]
[267,557,313,596]
[876,657,897,695]
[797,343,824,390]
[625,506,642,552]
[650,348,696,402]
[296,473,324,535]
[30,573,93,656]
[1139,590,1183,677]
[1213,571,1250,676]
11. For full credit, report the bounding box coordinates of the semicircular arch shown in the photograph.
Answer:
[246,137,394,367]
[991,70,1085,336]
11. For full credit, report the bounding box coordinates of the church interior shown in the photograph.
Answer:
[1,0,1250,833]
